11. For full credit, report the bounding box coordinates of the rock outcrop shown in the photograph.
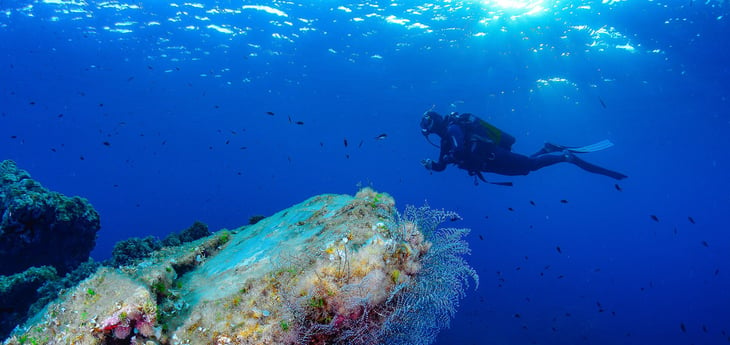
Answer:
[0,160,100,276]
[4,188,477,345]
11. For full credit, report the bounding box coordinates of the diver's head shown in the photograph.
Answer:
[420,111,445,136]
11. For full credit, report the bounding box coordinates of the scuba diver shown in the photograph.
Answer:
[419,111,628,185]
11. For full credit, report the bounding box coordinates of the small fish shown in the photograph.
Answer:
[345,154,350,159]
[688,216,695,224]
[295,121,304,125]
[266,111,275,116]
[673,227,678,235]
[556,246,562,254]
[479,235,484,240]
[358,140,364,148]
[288,115,292,123]
[58,113,64,118]
[680,322,687,333]
[213,105,220,109]
[508,207,514,212]
[529,200,536,206]
[99,103,104,107]
[102,141,110,146]
[225,140,230,145]
[557,275,564,279]
[701,240,709,247]
[375,133,388,140]
[703,325,708,333]
[715,269,720,276]
[614,184,622,191]
[514,313,521,318]
[10,135,16,139]
[50,148,56,152]
[319,142,324,147]
[515,266,521,271]
[560,199,568,203]
[239,146,247,150]
[79,155,85,160]
[343,138,348,147]
[127,76,135,82]
[650,215,659,222]
[599,97,607,109]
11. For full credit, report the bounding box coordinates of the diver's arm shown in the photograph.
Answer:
[422,140,452,172]
[422,158,447,172]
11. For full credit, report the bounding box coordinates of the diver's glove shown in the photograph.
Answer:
[421,158,433,170]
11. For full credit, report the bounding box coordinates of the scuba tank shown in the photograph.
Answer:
[453,112,516,150]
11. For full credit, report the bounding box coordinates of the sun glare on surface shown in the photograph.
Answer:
[479,0,549,18]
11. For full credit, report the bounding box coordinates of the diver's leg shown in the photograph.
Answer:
[529,154,567,170]
[566,153,628,180]
[485,152,564,176]
[530,143,564,157]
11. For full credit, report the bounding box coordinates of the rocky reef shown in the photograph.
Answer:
[3,188,478,345]
[0,160,101,340]
[0,160,101,276]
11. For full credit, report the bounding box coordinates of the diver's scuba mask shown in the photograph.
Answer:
[420,111,442,148]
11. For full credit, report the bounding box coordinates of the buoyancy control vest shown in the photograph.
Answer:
[449,112,516,150]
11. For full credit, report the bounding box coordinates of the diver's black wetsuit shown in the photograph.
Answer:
[426,117,564,176]
[421,112,627,180]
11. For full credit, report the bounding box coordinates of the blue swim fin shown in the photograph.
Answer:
[565,139,614,153]
[531,140,614,157]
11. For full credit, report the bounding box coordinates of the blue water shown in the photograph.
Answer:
[2,0,729,343]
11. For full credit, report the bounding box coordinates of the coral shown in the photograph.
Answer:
[161,220,211,247]
[379,206,479,345]
[0,266,58,338]
[98,304,156,340]
[0,160,100,276]
[108,236,162,267]
[3,189,477,345]
[28,258,101,317]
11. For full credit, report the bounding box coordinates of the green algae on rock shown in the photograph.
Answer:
[4,188,478,345]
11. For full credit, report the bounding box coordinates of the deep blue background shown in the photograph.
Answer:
[2,0,729,344]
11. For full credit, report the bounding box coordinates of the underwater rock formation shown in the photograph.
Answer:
[0,160,101,276]
[0,266,59,338]
[3,188,477,345]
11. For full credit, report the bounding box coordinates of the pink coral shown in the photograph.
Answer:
[98,306,156,341]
